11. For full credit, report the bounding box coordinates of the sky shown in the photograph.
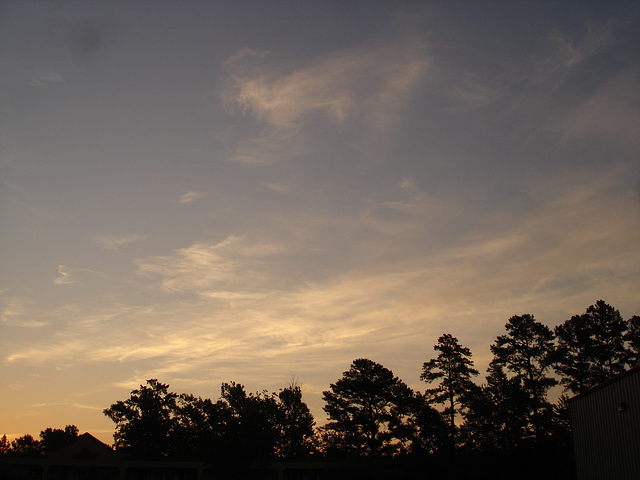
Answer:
[1,0,639,445]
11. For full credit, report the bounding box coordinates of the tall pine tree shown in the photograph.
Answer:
[421,334,478,433]
[490,314,556,444]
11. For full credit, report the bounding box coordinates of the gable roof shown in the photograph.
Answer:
[51,432,118,461]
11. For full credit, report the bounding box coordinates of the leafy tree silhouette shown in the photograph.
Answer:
[461,360,531,451]
[9,434,41,456]
[0,435,10,455]
[103,379,178,457]
[401,391,447,455]
[322,358,415,457]
[104,378,316,466]
[171,393,219,460]
[276,383,316,458]
[216,381,281,463]
[40,425,79,452]
[555,300,629,393]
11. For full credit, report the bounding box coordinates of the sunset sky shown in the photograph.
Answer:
[1,1,639,444]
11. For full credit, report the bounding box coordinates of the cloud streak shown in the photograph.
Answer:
[94,234,146,251]
[222,35,431,163]
[557,69,640,150]
[179,191,205,203]
[135,234,286,294]
[53,264,74,285]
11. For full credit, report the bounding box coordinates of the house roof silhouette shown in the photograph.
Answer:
[51,432,118,462]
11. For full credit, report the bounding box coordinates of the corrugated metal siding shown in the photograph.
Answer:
[569,368,640,480]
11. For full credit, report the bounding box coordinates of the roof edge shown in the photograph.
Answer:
[568,364,640,403]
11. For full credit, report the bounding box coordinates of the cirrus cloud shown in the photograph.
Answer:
[94,233,146,251]
[222,34,431,164]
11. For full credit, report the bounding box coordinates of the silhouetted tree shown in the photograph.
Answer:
[103,377,316,466]
[554,301,629,393]
[216,381,282,463]
[103,379,178,457]
[0,435,11,455]
[39,425,79,452]
[9,434,41,456]
[554,312,597,394]
[461,360,530,451]
[547,394,573,450]
[322,358,414,457]
[212,381,316,462]
[588,301,629,376]
[420,334,478,441]
[276,383,316,458]
[490,314,556,443]
[401,391,448,455]
[625,315,640,366]
[172,394,219,460]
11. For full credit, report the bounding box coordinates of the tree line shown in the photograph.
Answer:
[0,425,79,456]
[3,300,638,478]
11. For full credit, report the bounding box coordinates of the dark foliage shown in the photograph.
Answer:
[103,379,178,457]
[554,300,630,393]
[461,361,532,451]
[490,314,557,443]
[421,333,478,445]
[322,358,416,457]
[6,434,42,457]
[400,391,448,455]
[624,315,640,366]
[40,425,79,452]
[102,378,316,466]
[276,383,316,458]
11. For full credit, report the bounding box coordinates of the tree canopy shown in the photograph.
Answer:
[0,425,80,457]
[102,378,316,464]
[103,379,178,457]
[555,300,633,393]
[322,358,415,457]
[39,425,79,452]
[490,314,557,443]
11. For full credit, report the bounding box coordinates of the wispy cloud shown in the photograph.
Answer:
[51,265,106,289]
[179,191,205,203]
[94,233,146,251]
[445,75,504,111]
[439,16,628,145]
[545,19,615,70]
[53,264,74,285]
[222,35,431,164]
[557,69,640,151]
[1,297,49,328]
[33,402,100,411]
[135,234,286,294]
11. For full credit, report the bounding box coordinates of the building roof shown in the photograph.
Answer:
[568,364,640,403]
[49,432,118,462]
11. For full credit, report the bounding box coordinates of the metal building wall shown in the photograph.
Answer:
[569,367,640,480]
